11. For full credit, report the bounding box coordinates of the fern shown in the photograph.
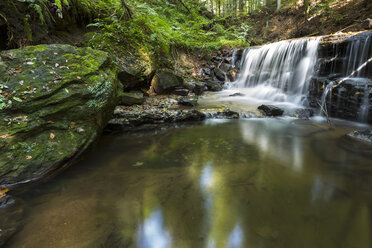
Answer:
[30,4,45,24]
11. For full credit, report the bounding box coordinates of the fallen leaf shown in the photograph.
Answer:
[47,120,55,124]
[50,133,55,139]
[26,155,32,160]
[133,162,144,167]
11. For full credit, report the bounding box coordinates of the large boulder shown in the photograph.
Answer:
[0,44,121,187]
[149,69,184,94]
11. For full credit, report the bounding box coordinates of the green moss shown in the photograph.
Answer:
[0,44,120,186]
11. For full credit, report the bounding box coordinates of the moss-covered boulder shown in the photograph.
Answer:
[0,44,121,187]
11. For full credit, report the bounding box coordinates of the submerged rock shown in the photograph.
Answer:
[258,105,284,117]
[346,130,372,144]
[0,44,121,186]
[0,196,24,247]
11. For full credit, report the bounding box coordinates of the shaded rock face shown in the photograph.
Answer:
[308,31,372,123]
[117,71,147,91]
[0,44,121,187]
[258,105,284,117]
[149,69,184,94]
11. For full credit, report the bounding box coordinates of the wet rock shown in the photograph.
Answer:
[108,108,206,130]
[213,67,226,81]
[204,109,240,119]
[258,105,284,117]
[119,91,145,106]
[286,108,314,119]
[229,92,245,97]
[346,130,372,144]
[173,88,189,96]
[227,69,239,81]
[193,83,206,95]
[205,80,223,92]
[178,97,197,107]
[149,69,184,94]
[0,44,121,186]
[185,81,205,95]
[219,63,232,73]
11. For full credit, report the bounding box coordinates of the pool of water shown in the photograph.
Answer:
[3,118,372,248]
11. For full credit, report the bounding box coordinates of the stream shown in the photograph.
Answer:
[3,118,372,248]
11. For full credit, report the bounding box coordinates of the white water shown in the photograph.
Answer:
[230,38,321,106]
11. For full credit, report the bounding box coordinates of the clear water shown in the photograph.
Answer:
[4,118,372,248]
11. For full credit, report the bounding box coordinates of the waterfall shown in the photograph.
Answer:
[317,32,372,123]
[232,38,321,106]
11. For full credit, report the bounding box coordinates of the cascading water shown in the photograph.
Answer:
[231,38,321,106]
[312,31,372,123]
[224,31,371,123]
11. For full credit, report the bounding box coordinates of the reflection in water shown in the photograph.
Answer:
[200,163,214,190]
[137,209,171,248]
[4,119,372,248]
[310,176,335,204]
[239,119,304,171]
[227,224,244,248]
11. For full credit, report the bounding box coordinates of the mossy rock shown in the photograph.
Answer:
[0,44,121,187]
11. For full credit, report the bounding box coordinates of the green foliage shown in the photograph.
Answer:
[87,0,249,61]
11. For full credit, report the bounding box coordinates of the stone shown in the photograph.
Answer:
[205,80,223,92]
[0,44,121,186]
[178,97,197,107]
[149,69,184,94]
[346,130,372,144]
[193,82,206,95]
[286,108,314,119]
[119,91,145,106]
[173,88,189,96]
[219,63,232,73]
[258,105,284,117]
[203,109,240,119]
[229,92,244,97]
[213,67,226,81]
[227,68,239,81]
[362,18,372,30]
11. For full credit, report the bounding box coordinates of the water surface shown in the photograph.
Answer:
[5,118,372,248]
